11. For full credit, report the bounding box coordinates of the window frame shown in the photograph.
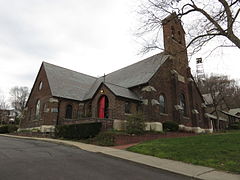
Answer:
[35,99,41,120]
[124,102,131,114]
[179,93,187,116]
[65,104,73,119]
[38,81,43,90]
[159,94,167,114]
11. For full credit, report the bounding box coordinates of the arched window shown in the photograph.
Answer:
[65,104,73,119]
[178,31,182,44]
[179,93,186,115]
[35,100,41,119]
[171,26,175,38]
[39,81,43,90]
[159,94,166,113]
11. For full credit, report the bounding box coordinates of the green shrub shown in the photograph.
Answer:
[126,114,146,135]
[17,129,32,133]
[0,125,18,134]
[163,121,179,132]
[55,122,102,139]
[7,125,18,133]
[0,125,9,133]
[31,128,41,133]
[228,122,240,130]
[94,131,116,146]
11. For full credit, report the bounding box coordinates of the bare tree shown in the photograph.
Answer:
[137,0,240,55]
[223,81,240,108]
[0,95,10,125]
[197,75,239,130]
[9,86,29,116]
[0,95,9,110]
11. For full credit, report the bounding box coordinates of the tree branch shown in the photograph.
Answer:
[218,0,233,33]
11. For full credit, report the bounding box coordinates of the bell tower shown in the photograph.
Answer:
[162,12,188,67]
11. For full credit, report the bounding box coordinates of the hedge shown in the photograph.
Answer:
[126,114,146,135]
[0,125,18,134]
[163,121,179,132]
[94,131,116,146]
[55,122,102,139]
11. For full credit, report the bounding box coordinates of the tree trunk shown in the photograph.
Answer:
[215,107,220,131]
[226,33,240,49]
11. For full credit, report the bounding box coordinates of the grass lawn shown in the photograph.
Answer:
[127,131,240,174]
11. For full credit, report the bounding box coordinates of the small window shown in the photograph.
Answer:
[51,108,58,113]
[125,102,131,114]
[136,103,141,113]
[87,104,92,117]
[77,110,81,119]
[171,26,175,38]
[35,100,41,119]
[65,104,73,119]
[178,31,182,44]
[39,81,43,90]
[44,103,49,112]
[179,93,186,115]
[159,94,166,113]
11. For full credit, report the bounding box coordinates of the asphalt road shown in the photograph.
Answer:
[0,136,192,180]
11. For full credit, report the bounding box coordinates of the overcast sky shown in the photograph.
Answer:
[0,0,239,102]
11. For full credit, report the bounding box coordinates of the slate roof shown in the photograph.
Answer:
[104,53,169,88]
[205,113,227,121]
[43,52,169,101]
[220,110,240,119]
[104,83,140,101]
[43,62,97,101]
[202,94,213,105]
[83,79,141,101]
[228,108,240,116]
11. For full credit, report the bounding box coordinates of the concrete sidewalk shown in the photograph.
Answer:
[1,134,239,180]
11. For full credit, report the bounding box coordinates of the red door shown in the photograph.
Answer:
[98,96,105,118]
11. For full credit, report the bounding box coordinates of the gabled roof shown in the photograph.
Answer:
[104,83,140,101]
[42,52,169,101]
[104,53,169,88]
[228,108,240,117]
[220,110,240,119]
[43,62,97,101]
[83,78,140,101]
[84,52,169,100]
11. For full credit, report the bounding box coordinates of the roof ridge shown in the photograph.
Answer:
[43,61,97,79]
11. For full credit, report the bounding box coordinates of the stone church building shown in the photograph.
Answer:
[20,13,212,132]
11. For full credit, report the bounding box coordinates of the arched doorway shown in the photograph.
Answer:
[98,95,109,118]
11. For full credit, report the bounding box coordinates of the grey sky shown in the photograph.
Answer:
[0,0,239,102]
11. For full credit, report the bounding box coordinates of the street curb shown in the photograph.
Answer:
[1,134,239,180]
